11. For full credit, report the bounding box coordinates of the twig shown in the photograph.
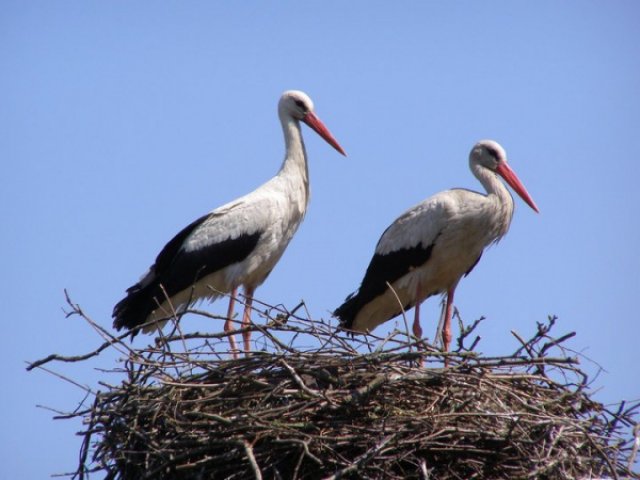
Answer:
[242,439,263,480]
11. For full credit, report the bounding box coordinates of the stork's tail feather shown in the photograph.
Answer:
[333,292,362,331]
[112,282,163,333]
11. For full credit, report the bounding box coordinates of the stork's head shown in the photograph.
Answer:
[279,90,315,120]
[471,140,539,213]
[279,90,346,156]
[471,139,508,170]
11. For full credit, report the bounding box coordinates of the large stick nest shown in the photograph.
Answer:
[29,296,639,479]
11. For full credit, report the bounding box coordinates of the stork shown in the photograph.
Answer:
[334,140,538,353]
[113,90,346,355]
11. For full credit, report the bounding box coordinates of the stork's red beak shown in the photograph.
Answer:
[302,111,347,156]
[496,162,539,213]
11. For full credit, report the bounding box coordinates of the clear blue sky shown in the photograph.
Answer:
[2,2,639,477]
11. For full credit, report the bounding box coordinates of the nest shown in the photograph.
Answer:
[29,295,640,479]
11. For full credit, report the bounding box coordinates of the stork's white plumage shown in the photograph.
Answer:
[334,140,538,352]
[113,90,346,354]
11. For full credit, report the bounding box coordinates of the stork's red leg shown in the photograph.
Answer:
[412,303,423,338]
[412,283,426,367]
[225,287,239,358]
[241,286,255,354]
[443,286,455,352]
[412,282,423,339]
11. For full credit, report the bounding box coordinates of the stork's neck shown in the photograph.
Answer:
[278,114,310,203]
[471,162,515,239]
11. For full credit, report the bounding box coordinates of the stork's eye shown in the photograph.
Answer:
[486,147,499,160]
[294,99,306,110]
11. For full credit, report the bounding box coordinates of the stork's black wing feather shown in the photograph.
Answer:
[112,213,261,333]
[334,242,435,329]
[152,213,211,277]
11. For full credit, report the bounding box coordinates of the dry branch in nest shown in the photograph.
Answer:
[29,295,640,479]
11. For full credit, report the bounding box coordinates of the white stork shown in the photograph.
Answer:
[334,140,538,352]
[113,90,346,354]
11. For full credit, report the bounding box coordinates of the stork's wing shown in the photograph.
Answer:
[335,194,454,329]
[113,199,267,332]
[150,213,210,283]
[375,194,454,255]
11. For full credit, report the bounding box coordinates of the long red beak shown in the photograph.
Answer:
[302,111,347,156]
[496,162,539,213]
